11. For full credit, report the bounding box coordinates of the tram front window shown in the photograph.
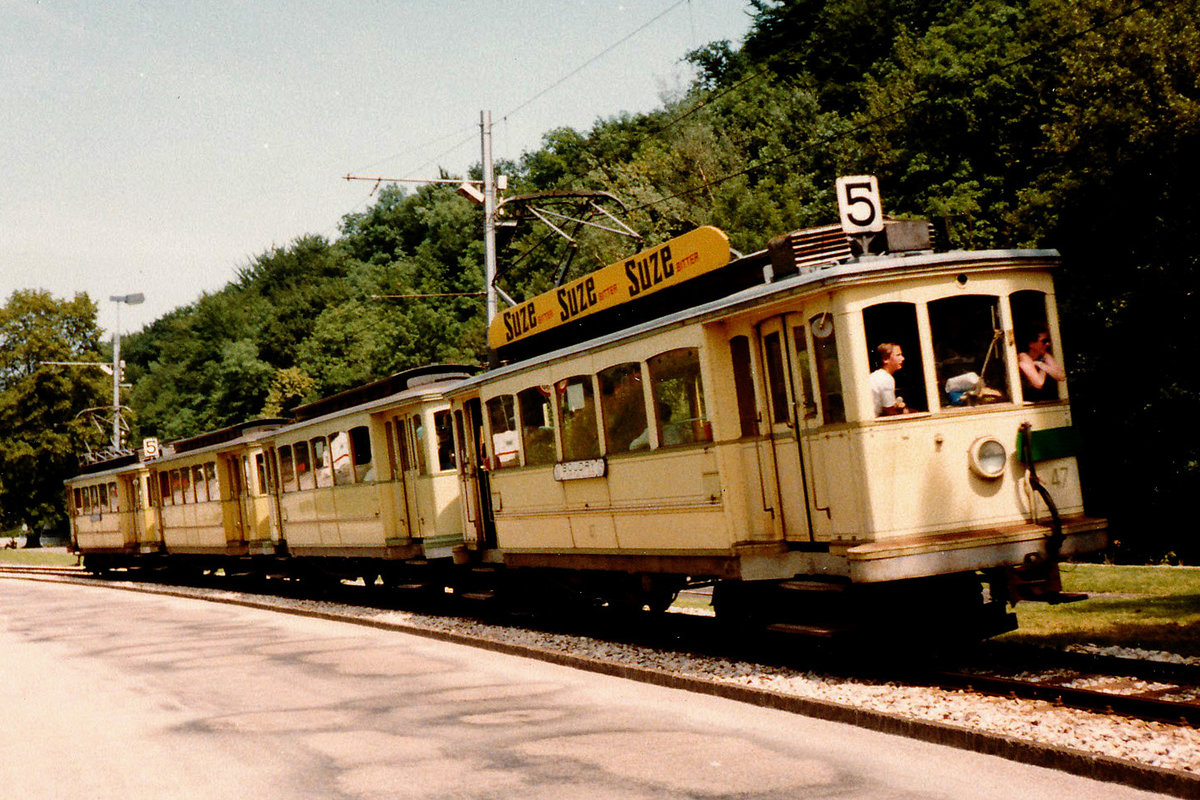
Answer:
[863,302,928,414]
[929,295,1010,406]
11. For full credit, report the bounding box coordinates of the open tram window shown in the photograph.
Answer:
[205,462,219,501]
[329,431,354,485]
[99,482,109,511]
[862,302,928,415]
[349,426,374,482]
[517,387,556,466]
[294,441,314,491]
[647,348,712,447]
[598,363,649,452]
[191,465,206,502]
[434,411,456,471]
[310,436,333,488]
[1011,290,1064,402]
[929,295,1010,406]
[485,395,519,468]
[810,314,846,424]
[73,488,82,515]
[181,468,193,503]
[278,445,296,492]
[159,473,172,505]
[556,375,601,461]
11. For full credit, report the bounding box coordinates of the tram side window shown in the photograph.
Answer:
[159,473,171,505]
[517,387,556,466]
[311,436,334,488]
[810,316,846,424]
[278,446,296,493]
[411,416,429,475]
[1010,289,1062,402]
[99,482,109,512]
[557,375,601,461]
[189,465,203,502]
[762,332,790,425]
[295,441,314,491]
[73,488,83,515]
[598,363,649,452]
[862,302,928,414]
[647,348,712,447]
[334,428,360,483]
[349,426,374,482]
[791,326,818,420]
[255,454,269,494]
[485,395,519,468]
[170,470,183,505]
[90,486,99,513]
[729,337,759,437]
[434,411,456,471]
[929,295,1010,406]
[205,462,219,501]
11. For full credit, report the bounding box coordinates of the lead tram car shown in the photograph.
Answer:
[66,187,1106,642]
[449,216,1106,638]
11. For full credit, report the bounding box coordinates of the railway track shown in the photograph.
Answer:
[0,563,86,578]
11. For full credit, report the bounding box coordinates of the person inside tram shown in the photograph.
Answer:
[1018,326,1065,402]
[870,342,909,416]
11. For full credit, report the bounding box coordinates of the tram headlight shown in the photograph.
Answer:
[968,436,1007,479]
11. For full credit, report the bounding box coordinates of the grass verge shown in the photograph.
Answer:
[1000,563,1200,657]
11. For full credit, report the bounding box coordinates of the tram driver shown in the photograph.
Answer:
[870,342,909,416]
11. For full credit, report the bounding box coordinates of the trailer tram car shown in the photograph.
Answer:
[66,215,1106,640]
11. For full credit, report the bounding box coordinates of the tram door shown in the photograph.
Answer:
[392,414,421,539]
[758,314,836,543]
[221,454,248,544]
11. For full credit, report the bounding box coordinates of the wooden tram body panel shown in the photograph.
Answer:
[260,379,465,560]
[451,247,1105,586]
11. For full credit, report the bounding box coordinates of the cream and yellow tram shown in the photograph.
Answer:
[145,419,285,559]
[449,221,1106,634]
[255,366,473,581]
[66,455,158,563]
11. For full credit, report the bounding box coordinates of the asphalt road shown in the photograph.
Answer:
[0,579,1169,799]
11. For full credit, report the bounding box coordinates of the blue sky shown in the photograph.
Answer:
[1,0,753,337]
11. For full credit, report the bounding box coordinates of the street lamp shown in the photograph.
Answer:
[109,293,144,450]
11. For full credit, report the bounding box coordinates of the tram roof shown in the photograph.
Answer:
[453,247,1060,392]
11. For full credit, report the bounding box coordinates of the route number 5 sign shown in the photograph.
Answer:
[836,176,884,234]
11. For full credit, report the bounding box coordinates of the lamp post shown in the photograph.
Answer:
[109,293,144,451]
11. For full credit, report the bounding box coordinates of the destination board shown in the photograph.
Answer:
[488,226,731,351]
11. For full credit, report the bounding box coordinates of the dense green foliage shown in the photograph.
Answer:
[110,0,1198,559]
[0,290,108,533]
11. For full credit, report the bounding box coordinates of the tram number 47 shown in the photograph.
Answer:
[836,175,885,234]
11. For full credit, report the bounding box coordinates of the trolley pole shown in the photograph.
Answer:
[481,110,498,326]
[109,292,144,451]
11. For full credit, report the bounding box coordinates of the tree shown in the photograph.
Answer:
[0,290,108,540]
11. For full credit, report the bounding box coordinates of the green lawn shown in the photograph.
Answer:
[0,546,79,567]
[1000,563,1200,657]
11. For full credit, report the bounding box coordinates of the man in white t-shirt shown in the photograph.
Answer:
[870,343,908,416]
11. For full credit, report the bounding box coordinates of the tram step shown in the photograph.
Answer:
[779,580,847,593]
[765,622,851,638]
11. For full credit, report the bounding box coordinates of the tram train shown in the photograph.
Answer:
[66,210,1107,640]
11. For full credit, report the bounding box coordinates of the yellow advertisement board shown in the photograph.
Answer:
[488,225,731,351]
